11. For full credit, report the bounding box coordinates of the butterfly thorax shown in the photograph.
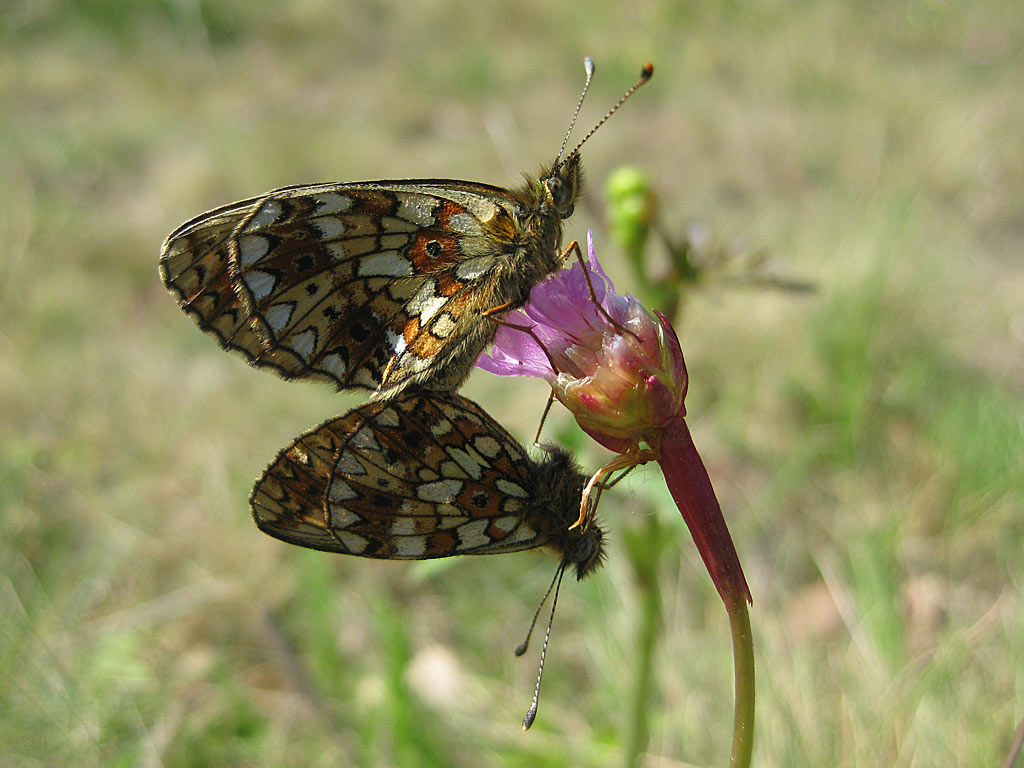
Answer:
[527,445,605,580]
[485,152,583,309]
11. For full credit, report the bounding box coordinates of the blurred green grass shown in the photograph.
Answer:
[2,1,1022,765]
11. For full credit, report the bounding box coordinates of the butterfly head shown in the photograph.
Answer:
[542,152,583,220]
[564,519,605,580]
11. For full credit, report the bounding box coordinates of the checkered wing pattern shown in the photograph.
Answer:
[250,392,603,575]
[159,165,578,400]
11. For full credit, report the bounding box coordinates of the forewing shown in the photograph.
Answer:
[250,392,553,558]
[160,181,524,396]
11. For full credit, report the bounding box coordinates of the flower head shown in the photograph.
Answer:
[478,231,750,607]
[478,231,687,455]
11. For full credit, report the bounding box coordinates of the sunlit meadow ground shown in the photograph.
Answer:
[2,2,1021,766]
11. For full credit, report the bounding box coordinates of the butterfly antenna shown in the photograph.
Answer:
[515,563,562,656]
[522,563,568,730]
[566,61,654,159]
[555,57,596,165]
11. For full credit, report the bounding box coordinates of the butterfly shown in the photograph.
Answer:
[159,61,652,401]
[249,390,605,581]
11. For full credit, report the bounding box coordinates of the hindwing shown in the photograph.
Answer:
[250,391,604,577]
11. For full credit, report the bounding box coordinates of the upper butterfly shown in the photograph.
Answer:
[159,60,652,400]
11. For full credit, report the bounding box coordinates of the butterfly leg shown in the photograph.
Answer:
[532,391,556,447]
[484,312,568,448]
[562,239,642,342]
[481,302,512,317]
[486,316,563,379]
[598,462,640,491]
[575,447,657,530]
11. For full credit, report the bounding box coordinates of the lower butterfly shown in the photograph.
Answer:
[252,390,605,728]
[159,61,651,400]
[250,390,604,580]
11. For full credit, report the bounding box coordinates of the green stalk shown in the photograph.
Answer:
[622,514,664,768]
[727,597,755,768]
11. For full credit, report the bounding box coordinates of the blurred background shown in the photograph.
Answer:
[2,1,1021,766]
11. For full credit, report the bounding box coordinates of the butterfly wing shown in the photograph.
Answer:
[250,392,561,558]
[160,180,538,397]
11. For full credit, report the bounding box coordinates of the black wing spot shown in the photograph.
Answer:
[350,322,370,342]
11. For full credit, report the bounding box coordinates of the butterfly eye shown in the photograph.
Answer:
[569,531,604,580]
[545,175,575,218]
[567,533,596,564]
[546,176,565,202]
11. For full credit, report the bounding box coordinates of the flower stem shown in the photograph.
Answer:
[657,415,755,764]
[621,513,665,768]
[656,416,751,607]
[728,596,755,768]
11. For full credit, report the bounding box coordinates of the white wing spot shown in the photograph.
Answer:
[336,450,366,475]
[431,313,456,339]
[326,243,348,260]
[492,515,520,535]
[407,281,448,322]
[394,536,428,557]
[386,329,408,357]
[351,426,381,452]
[328,503,360,528]
[315,193,355,214]
[446,447,483,479]
[321,353,347,378]
[358,251,413,277]
[337,531,369,553]
[328,478,358,501]
[448,212,486,234]
[472,435,502,459]
[288,329,316,358]
[391,517,418,536]
[504,523,537,545]
[264,302,295,334]
[496,479,528,498]
[396,195,438,228]
[238,234,271,266]
[418,478,463,503]
[430,418,454,438]
[373,407,401,428]
[244,199,284,231]
[243,269,276,300]
[456,519,491,550]
[312,216,346,239]
[439,460,469,480]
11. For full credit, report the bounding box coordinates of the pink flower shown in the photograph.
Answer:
[478,232,687,454]
[478,232,750,607]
